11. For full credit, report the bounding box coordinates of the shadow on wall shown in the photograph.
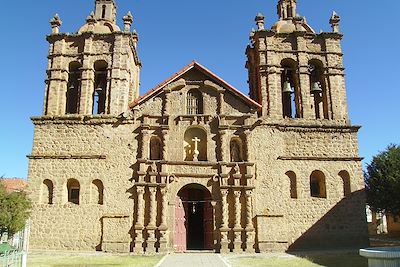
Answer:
[287,189,369,252]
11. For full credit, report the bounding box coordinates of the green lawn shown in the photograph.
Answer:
[227,253,368,267]
[27,254,163,267]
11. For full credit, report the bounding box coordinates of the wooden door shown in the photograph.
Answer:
[174,196,186,252]
[204,202,214,249]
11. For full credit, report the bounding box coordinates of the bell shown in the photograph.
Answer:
[311,82,322,94]
[282,81,293,94]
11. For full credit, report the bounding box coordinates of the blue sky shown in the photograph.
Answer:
[0,1,398,178]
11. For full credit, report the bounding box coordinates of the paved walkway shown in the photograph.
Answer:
[157,253,230,267]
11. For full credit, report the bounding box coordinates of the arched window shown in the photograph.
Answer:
[286,171,297,199]
[67,179,80,205]
[281,59,301,119]
[92,179,104,205]
[93,61,108,115]
[41,179,54,204]
[339,170,351,197]
[66,62,81,114]
[184,127,207,161]
[230,138,243,162]
[150,136,162,160]
[309,60,329,119]
[187,89,203,115]
[101,5,106,19]
[310,171,327,198]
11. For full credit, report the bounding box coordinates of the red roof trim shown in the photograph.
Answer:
[128,61,262,110]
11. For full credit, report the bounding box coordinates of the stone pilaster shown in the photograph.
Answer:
[298,65,313,119]
[79,35,95,114]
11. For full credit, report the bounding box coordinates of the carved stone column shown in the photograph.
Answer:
[161,128,168,161]
[135,187,145,228]
[141,128,151,160]
[219,129,228,162]
[220,189,230,253]
[220,189,229,229]
[244,129,252,162]
[159,187,167,229]
[245,190,254,230]
[134,187,145,253]
[146,187,158,253]
[245,190,255,252]
[234,190,242,229]
[233,190,242,252]
[148,187,157,228]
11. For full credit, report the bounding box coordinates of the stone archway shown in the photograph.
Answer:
[175,183,213,251]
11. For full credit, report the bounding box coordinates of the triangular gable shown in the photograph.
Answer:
[129,61,262,110]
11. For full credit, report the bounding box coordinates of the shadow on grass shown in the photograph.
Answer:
[290,252,368,267]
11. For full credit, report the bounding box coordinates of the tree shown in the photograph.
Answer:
[365,144,400,215]
[0,182,31,239]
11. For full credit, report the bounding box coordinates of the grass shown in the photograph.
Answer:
[27,254,163,267]
[226,252,368,267]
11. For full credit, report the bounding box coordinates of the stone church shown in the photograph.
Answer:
[28,0,368,253]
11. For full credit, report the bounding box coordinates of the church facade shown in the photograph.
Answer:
[28,0,368,253]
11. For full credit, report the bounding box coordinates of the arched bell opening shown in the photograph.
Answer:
[281,59,301,119]
[309,59,329,119]
[175,183,213,251]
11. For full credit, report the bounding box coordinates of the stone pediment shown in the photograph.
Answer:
[129,61,261,115]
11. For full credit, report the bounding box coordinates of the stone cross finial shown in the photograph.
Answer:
[192,137,201,161]
[132,30,139,48]
[50,14,62,34]
[255,13,265,30]
[123,11,134,32]
[329,11,341,33]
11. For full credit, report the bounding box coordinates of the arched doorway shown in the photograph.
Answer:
[175,184,213,251]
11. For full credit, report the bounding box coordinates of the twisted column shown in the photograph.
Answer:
[148,187,157,228]
[220,189,229,229]
[161,129,168,160]
[141,129,151,160]
[159,187,167,229]
[245,190,254,230]
[135,187,145,228]
[234,190,242,229]
[219,130,228,162]
[134,187,145,253]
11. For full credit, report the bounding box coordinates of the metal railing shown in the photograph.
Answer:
[0,250,23,267]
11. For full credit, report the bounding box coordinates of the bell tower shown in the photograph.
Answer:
[44,0,141,116]
[246,0,349,124]
[94,0,117,23]
[277,0,297,19]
